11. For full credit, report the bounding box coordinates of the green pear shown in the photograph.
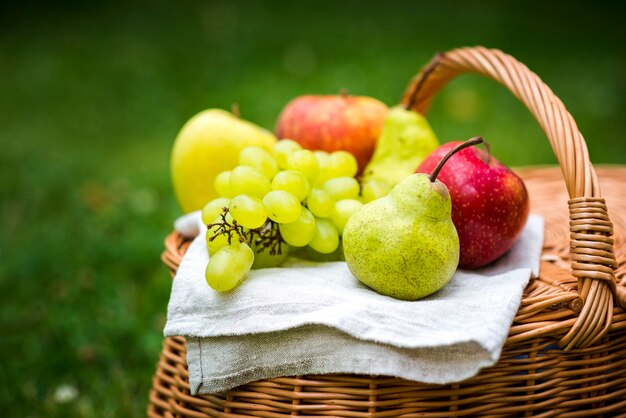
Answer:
[362,106,439,193]
[343,138,482,300]
[171,109,276,213]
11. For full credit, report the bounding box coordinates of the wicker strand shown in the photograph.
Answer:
[401,47,616,349]
[560,197,624,349]
[568,197,622,304]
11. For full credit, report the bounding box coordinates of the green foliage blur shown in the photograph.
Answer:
[0,0,624,416]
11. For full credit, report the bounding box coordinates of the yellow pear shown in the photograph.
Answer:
[171,109,277,213]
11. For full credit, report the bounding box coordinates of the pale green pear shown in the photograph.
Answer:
[343,173,459,300]
[362,106,439,192]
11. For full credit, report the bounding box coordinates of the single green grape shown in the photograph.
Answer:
[287,149,320,182]
[306,241,344,262]
[230,166,271,198]
[360,178,392,203]
[239,146,279,179]
[330,199,363,235]
[206,224,230,255]
[205,242,254,292]
[262,190,302,223]
[279,207,316,247]
[273,139,302,169]
[313,150,332,187]
[323,176,360,201]
[251,241,289,269]
[201,197,231,225]
[306,188,334,218]
[229,194,267,229]
[271,170,310,202]
[313,150,330,169]
[328,151,358,178]
[214,171,234,198]
[309,217,339,254]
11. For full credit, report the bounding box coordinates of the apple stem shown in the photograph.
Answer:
[231,103,240,118]
[339,88,349,98]
[429,136,484,183]
[405,52,445,111]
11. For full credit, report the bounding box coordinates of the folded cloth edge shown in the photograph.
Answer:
[186,328,498,394]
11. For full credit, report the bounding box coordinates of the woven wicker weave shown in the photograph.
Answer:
[147,47,626,417]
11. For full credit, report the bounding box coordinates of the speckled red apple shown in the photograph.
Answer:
[275,94,388,174]
[416,142,529,269]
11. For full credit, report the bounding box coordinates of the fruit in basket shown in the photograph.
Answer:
[202,142,367,291]
[360,178,393,203]
[343,138,483,300]
[171,109,277,213]
[306,188,334,218]
[416,140,529,269]
[230,165,271,198]
[263,190,302,223]
[361,106,439,201]
[287,149,320,182]
[275,93,388,174]
[201,197,231,225]
[250,221,290,269]
[309,218,340,254]
[239,146,279,179]
[323,177,360,201]
[330,199,363,235]
[251,241,289,269]
[306,242,345,262]
[271,170,310,202]
[205,241,255,292]
[229,194,267,229]
[279,208,316,247]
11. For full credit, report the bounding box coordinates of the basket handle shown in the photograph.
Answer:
[401,47,624,350]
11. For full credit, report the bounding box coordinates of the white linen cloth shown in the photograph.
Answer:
[165,211,543,394]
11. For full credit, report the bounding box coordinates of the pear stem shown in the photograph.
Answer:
[339,88,349,98]
[429,136,484,182]
[231,103,240,118]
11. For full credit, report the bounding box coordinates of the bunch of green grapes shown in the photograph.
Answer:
[201,139,389,292]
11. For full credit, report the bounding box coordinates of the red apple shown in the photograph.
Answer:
[275,94,388,174]
[416,141,529,269]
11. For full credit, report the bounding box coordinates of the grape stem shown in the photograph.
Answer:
[249,220,285,256]
[206,207,246,245]
[206,208,285,255]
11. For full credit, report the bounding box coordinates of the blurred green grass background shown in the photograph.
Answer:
[0,0,624,416]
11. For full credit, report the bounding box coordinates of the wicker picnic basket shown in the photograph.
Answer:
[147,47,626,417]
